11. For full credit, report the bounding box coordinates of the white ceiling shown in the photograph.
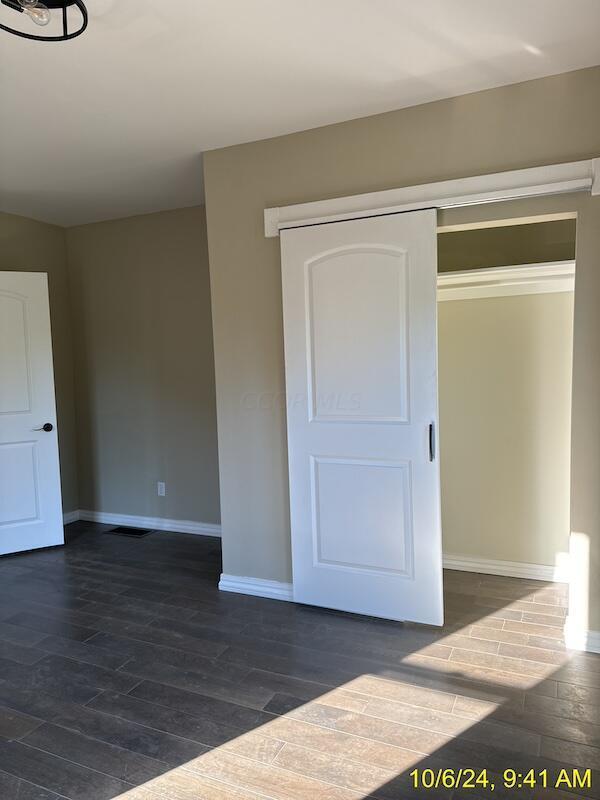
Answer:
[1,0,599,227]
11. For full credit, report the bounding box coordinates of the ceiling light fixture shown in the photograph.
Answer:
[1,0,87,41]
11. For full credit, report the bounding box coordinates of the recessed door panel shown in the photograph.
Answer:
[0,294,31,414]
[307,248,409,423]
[0,442,39,525]
[312,456,413,576]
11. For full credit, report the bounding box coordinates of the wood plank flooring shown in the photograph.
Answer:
[0,521,597,800]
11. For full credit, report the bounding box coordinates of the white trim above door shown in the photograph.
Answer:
[437,261,575,301]
[265,159,598,237]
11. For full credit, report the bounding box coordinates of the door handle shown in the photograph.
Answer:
[33,423,54,432]
[428,422,435,462]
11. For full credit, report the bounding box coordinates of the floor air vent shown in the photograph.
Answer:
[106,526,152,538]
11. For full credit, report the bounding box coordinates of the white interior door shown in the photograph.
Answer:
[0,272,64,556]
[281,210,443,625]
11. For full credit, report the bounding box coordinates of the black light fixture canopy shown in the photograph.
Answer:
[1,0,88,41]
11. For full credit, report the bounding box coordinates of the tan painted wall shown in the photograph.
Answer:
[437,219,575,272]
[66,206,220,524]
[439,291,573,567]
[0,212,78,512]
[570,197,600,635]
[203,65,600,629]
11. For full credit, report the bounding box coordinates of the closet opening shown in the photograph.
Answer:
[437,216,576,587]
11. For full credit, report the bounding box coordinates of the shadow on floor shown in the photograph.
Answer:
[0,521,597,800]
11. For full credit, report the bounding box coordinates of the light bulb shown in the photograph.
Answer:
[18,0,40,7]
[23,2,51,25]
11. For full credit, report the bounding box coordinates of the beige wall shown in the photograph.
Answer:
[439,291,573,567]
[66,206,220,524]
[203,65,600,629]
[0,212,79,512]
[570,197,600,636]
[438,219,576,272]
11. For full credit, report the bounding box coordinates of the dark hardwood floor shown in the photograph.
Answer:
[0,521,598,800]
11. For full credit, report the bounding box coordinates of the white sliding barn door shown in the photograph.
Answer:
[0,272,64,556]
[281,210,443,625]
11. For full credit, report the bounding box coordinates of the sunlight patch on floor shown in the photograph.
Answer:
[114,581,574,800]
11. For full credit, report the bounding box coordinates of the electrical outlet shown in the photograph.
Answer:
[157,481,166,497]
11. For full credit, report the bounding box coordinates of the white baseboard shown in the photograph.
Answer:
[443,553,569,583]
[219,573,293,602]
[564,617,600,654]
[220,557,568,602]
[61,522,600,652]
[65,509,221,537]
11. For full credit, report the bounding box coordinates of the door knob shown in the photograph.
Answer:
[33,423,54,432]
